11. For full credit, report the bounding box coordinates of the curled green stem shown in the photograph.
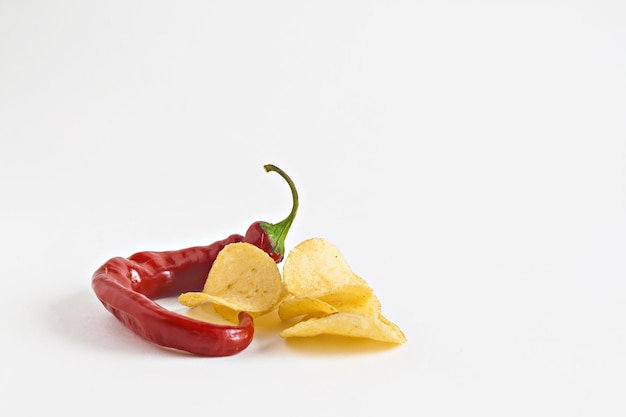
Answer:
[258,164,299,259]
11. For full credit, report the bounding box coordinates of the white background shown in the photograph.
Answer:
[1,1,625,415]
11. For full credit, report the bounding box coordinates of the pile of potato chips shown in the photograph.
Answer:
[178,237,406,345]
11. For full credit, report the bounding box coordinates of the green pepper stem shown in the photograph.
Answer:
[259,164,299,257]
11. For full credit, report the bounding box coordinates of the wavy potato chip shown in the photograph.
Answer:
[178,291,212,307]
[178,242,283,313]
[277,296,338,320]
[317,283,373,305]
[184,293,266,313]
[282,238,365,298]
[280,312,407,344]
[212,303,242,323]
[319,288,381,317]
[212,303,273,323]
[179,235,407,348]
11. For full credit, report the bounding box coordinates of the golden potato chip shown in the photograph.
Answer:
[317,283,372,305]
[280,312,407,344]
[178,291,212,307]
[189,293,267,313]
[213,304,267,323]
[177,235,407,349]
[179,242,283,313]
[319,288,381,317]
[212,303,241,323]
[378,314,402,330]
[277,296,338,321]
[282,238,364,298]
[213,303,276,323]
[182,303,233,325]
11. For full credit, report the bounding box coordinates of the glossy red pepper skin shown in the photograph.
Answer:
[92,233,254,356]
[92,222,291,356]
[91,165,299,356]
[244,222,283,263]
[124,234,244,299]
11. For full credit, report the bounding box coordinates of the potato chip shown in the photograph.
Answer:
[378,314,402,331]
[178,242,283,313]
[213,303,278,323]
[317,283,372,305]
[211,304,249,323]
[178,291,212,307]
[319,288,381,317]
[282,238,365,298]
[277,296,338,320]
[280,312,407,344]
[178,235,407,349]
[182,303,233,325]
[212,303,242,323]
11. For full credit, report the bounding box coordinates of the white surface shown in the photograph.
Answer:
[1,1,625,415]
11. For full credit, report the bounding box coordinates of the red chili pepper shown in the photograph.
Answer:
[91,164,298,356]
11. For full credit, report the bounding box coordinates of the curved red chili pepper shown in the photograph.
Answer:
[91,164,299,356]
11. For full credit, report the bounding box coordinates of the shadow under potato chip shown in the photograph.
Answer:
[179,303,402,355]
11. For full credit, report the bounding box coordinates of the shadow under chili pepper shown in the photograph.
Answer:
[45,289,189,357]
[46,290,403,357]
